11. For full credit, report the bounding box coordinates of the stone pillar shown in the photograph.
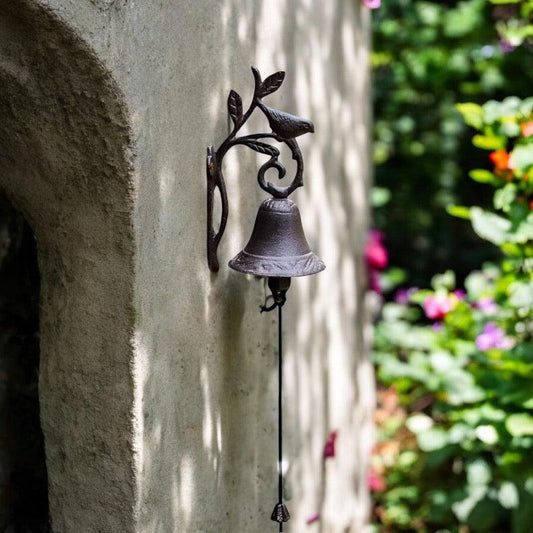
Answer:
[0,1,372,531]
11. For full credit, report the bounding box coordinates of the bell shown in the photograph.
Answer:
[229,198,325,278]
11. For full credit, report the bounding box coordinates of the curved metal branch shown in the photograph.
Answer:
[207,67,311,272]
[225,134,304,198]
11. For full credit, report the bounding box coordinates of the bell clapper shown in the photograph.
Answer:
[261,277,291,313]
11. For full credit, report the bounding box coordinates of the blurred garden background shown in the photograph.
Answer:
[367,0,533,531]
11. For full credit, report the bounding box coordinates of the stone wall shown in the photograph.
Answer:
[0,1,372,531]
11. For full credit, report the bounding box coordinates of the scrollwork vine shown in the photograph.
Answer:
[207,66,314,272]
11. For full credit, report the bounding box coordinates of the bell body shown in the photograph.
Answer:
[229,198,325,278]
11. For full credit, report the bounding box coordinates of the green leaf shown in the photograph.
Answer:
[456,102,483,129]
[417,427,449,452]
[501,242,522,256]
[452,486,487,522]
[430,351,456,373]
[380,267,407,292]
[493,183,517,213]
[520,97,533,117]
[431,270,456,290]
[371,186,391,207]
[510,144,533,170]
[475,425,499,445]
[443,369,485,405]
[500,96,523,115]
[415,2,442,26]
[447,205,471,219]
[382,302,411,321]
[498,482,519,509]
[465,270,492,300]
[513,216,533,244]
[470,207,512,245]
[469,169,497,184]
[509,281,533,309]
[406,413,433,434]
[449,422,474,443]
[467,458,492,486]
[506,414,533,437]
[500,23,533,46]
[483,100,504,124]
[443,1,484,38]
[510,202,531,225]
[472,134,506,150]
[499,119,521,138]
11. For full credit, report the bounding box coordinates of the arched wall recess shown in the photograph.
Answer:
[0,2,137,531]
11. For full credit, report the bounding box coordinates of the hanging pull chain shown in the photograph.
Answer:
[263,278,291,530]
[270,298,290,530]
[278,304,283,511]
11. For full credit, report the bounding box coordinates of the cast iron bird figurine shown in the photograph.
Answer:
[257,100,314,140]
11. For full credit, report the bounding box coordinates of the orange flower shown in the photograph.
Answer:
[490,149,515,180]
[521,121,533,138]
[490,149,512,170]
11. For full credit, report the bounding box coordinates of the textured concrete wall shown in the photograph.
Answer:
[0,1,372,532]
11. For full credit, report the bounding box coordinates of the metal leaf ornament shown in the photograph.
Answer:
[246,141,280,158]
[257,71,286,98]
[228,90,243,126]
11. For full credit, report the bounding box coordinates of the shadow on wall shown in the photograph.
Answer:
[0,196,49,531]
[0,2,137,531]
[134,1,372,532]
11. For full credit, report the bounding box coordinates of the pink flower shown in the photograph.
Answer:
[521,121,533,138]
[423,293,458,320]
[323,431,337,459]
[366,230,388,294]
[474,296,499,315]
[362,0,381,8]
[369,270,382,294]
[476,322,514,351]
[365,230,388,270]
[499,39,516,53]
[306,513,320,525]
[367,470,386,492]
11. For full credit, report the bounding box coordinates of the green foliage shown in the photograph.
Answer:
[490,0,533,48]
[452,97,533,263]
[371,97,533,532]
[373,269,533,530]
[372,0,533,286]
[371,3,533,529]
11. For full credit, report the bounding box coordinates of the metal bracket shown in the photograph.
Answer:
[206,66,314,272]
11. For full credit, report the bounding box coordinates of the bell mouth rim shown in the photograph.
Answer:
[228,250,325,278]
